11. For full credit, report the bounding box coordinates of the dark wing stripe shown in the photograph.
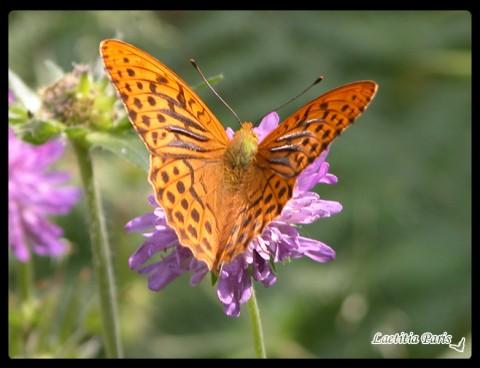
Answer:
[246,174,275,211]
[166,140,208,152]
[269,144,301,153]
[158,109,208,132]
[165,125,210,142]
[267,156,293,167]
[275,131,313,142]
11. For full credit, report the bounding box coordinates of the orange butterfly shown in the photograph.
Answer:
[100,39,378,273]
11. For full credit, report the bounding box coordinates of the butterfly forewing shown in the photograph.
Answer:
[101,39,228,269]
[100,39,229,158]
[229,82,379,265]
[258,81,378,178]
[213,82,378,268]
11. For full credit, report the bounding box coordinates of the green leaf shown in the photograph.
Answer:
[109,115,132,132]
[8,69,41,113]
[17,119,65,144]
[211,272,218,286]
[93,94,117,115]
[65,126,89,141]
[8,106,31,125]
[86,131,149,172]
[191,73,224,90]
[96,76,110,93]
[76,72,91,96]
[269,258,277,274]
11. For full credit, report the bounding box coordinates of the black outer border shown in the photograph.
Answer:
[4,5,475,365]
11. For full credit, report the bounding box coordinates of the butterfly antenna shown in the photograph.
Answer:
[271,76,324,112]
[190,59,242,124]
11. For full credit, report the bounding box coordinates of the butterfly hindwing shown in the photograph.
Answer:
[214,166,295,268]
[149,156,223,268]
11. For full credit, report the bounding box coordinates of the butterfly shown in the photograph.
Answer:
[100,39,378,273]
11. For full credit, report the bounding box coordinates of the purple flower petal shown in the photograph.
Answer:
[8,203,30,262]
[318,173,338,185]
[253,111,279,142]
[147,194,157,207]
[189,261,209,286]
[252,251,277,287]
[224,300,240,317]
[226,127,235,140]
[125,212,159,233]
[8,128,81,262]
[217,257,252,317]
[281,192,343,224]
[297,236,336,263]
[128,232,179,270]
[217,277,234,305]
[295,146,332,192]
[138,246,196,291]
[146,255,185,291]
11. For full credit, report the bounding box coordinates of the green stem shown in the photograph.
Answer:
[18,259,34,302]
[72,139,123,358]
[247,285,267,358]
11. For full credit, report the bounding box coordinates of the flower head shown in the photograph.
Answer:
[8,127,81,262]
[39,64,118,130]
[127,112,342,317]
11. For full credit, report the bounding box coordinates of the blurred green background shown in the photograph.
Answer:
[8,11,471,358]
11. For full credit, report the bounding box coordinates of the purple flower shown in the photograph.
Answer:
[8,128,81,262]
[127,112,341,317]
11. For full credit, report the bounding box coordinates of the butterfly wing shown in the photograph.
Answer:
[214,81,378,265]
[213,165,296,269]
[259,81,378,177]
[215,82,378,268]
[100,39,228,269]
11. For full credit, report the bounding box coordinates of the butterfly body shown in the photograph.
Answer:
[224,123,258,183]
[100,39,378,273]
